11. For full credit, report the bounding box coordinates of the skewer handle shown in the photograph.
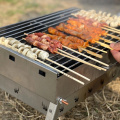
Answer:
[46,58,90,81]
[63,45,109,67]
[36,59,84,85]
[96,41,113,50]
[102,27,120,34]
[100,37,113,44]
[104,25,120,33]
[107,34,120,40]
[80,47,103,58]
[58,50,106,71]
[88,46,107,53]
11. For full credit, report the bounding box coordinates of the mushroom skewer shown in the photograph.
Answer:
[72,10,120,28]
[0,37,88,84]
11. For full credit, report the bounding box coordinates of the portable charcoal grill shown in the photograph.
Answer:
[0,7,120,120]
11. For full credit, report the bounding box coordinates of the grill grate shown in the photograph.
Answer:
[0,8,120,75]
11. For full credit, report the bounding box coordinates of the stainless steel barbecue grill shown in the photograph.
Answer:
[0,8,120,120]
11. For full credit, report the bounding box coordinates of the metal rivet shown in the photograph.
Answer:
[100,79,104,85]
[74,97,79,102]
[14,88,19,93]
[49,109,52,113]
[88,88,92,93]
[59,107,64,112]
[112,72,116,77]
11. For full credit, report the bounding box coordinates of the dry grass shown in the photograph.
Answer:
[0,78,120,120]
[0,0,82,27]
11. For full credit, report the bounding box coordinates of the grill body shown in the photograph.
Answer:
[0,8,120,120]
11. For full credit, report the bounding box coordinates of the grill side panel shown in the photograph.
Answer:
[0,46,58,102]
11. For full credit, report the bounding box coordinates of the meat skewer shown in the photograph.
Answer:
[23,34,107,71]
[72,12,120,37]
[46,32,107,55]
[53,24,112,49]
[67,17,120,42]
[48,27,105,56]
[0,37,89,84]
[25,33,109,67]
[56,22,112,46]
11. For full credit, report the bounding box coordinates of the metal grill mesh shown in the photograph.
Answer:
[0,7,120,74]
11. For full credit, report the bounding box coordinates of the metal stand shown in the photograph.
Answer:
[45,102,60,120]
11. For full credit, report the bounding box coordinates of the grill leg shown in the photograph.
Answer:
[45,102,60,120]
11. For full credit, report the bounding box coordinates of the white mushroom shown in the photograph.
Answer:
[110,22,117,27]
[98,11,102,15]
[22,48,30,55]
[24,45,31,49]
[8,39,20,45]
[18,47,25,53]
[26,51,37,60]
[12,44,19,51]
[17,43,25,48]
[4,39,11,48]
[0,37,5,45]
[103,12,107,17]
[31,48,39,53]
[107,13,111,17]
[113,15,118,20]
[38,51,49,61]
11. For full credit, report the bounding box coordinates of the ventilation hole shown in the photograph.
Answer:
[100,79,104,85]
[14,88,19,94]
[39,69,46,77]
[74,97,79,102]
[88,88,92,93]
[9,55,15,62]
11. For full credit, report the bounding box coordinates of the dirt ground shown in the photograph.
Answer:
[0,0,120,120]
